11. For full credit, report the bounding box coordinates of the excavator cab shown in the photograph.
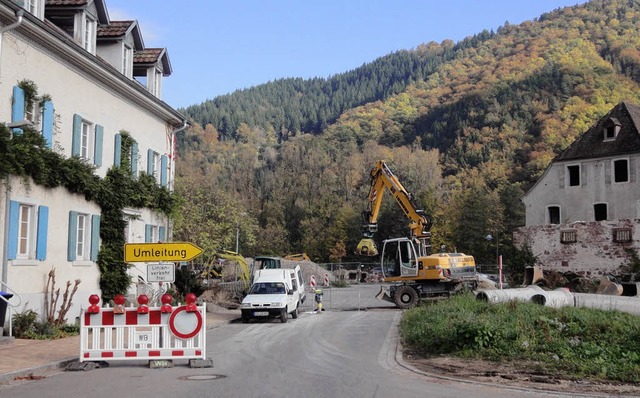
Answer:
[355,238,379,256]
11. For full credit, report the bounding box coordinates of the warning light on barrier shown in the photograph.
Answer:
[137,294,149,314]
[88,294,101,313]
[161,293,173,313]
[114,294,126,314]
[185,293,197,312]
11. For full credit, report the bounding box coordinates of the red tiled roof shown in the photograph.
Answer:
[45,0,88,5]
[134,48,163,63]
[97,21,134,38]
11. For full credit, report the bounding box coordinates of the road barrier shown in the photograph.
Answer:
[310,275,316,290]
[323,273,330,287]
[79,292,209,366]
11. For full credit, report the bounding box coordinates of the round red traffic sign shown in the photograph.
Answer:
[168,306,203,339]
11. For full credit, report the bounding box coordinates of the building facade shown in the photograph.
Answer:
[0,0,185,331]
[515,102,640,275]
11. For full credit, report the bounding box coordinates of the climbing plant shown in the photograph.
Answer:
[1,122,175,303]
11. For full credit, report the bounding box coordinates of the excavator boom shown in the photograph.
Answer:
[356,160,432,256]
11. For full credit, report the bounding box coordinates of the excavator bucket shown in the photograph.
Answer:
[355,239,379,256]
[375,286,393,303]
[522,266,544,286]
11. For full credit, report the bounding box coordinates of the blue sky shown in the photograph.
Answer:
[107,1,587,109]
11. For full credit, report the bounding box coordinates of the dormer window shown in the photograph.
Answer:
[603,118,621,141]
[23,0,44,19]
[123,44,133,78]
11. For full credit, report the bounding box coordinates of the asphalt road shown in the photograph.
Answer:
[0,286,567,398]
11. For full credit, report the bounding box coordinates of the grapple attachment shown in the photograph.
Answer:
[355,239,378,256]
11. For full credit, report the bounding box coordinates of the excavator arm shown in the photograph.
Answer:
[356,160,432,257]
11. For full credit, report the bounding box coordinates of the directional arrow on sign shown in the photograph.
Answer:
[124,242,204,262]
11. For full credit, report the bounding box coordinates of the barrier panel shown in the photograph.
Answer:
[80,293,207,364]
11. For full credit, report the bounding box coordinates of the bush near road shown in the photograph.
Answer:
[399,293,640,383]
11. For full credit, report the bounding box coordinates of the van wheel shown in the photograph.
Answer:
[241,316,249,324]
[291,303,299,319]
[280,307,288,323]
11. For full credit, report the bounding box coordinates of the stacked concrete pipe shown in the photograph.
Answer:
[476,287,640,316]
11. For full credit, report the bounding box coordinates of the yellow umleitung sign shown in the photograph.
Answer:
[124,242,203,262]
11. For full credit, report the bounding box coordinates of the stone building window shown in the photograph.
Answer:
[560,230,577,244]
[613,228,632,243]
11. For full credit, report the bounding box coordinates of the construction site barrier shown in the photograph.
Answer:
[80,292,207,363]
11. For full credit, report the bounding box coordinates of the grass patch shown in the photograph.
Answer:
[399,293,640,383]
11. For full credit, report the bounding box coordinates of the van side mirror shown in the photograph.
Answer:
[287,290,293,295]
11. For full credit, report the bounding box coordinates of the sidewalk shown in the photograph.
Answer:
[0,308,240,385]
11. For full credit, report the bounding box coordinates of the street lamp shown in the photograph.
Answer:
[485,233,502,289]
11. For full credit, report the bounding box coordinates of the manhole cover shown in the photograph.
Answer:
[179,374,226,381]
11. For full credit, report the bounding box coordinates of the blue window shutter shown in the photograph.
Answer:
[90,215,100,261]
[11,86,25,135]
[7,201,19,260]
[160,155,168,187]
[67,211,78,261]
[113,133,122,166]
[147,149,154,174]
[94,125,103,166]
[36,206,49,260]
[72,114,82,157]
[159,226,166,242]
[42,101,54,148]
[131,142,138,176]
[145,224,152,242]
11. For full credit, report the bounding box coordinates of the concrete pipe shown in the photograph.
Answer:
[530,288,574,308]
[573,293,640,316]
[475,286,546,304]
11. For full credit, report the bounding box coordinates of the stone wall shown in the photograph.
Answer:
[513,219,640,276]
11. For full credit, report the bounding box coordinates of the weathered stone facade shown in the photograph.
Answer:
[514,219,637,276]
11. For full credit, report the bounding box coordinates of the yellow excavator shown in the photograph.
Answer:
[201,250,251,290]
[356,160,478,308]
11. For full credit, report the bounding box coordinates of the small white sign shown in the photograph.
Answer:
[147,263,175,283]
[135,331,152,347]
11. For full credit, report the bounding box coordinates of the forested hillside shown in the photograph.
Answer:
[174,0,640,266]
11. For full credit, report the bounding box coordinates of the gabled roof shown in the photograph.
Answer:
[555,102,640,161]
[134,48,172,76]
[97,20,144,50]
[45,0,109,24]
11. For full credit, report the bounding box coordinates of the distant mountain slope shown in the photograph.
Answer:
[181,31,495,140]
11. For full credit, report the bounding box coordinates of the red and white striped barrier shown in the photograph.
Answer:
[80,293,206,363]
[323,273,330,287]
[310,275,316,291]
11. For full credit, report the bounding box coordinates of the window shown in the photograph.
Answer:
[152,69,163,97]
[24,99,41,126]
[547,206,560,224]
[594,203,608,221]
[123,44,133,78]
[72,115,103,166]
[603,119,621,141]
[7,201,48,261]
[17,204,33,258]
[613,228,632,243]
[68,211,100,262]
[145,224,163,243]
[83,15,96,53]
[613,159,629,183]
[560,230,577,244]
[22,0,42,18]
[76,213,88,259]
[567,165,580,187]
[80,121,92,160]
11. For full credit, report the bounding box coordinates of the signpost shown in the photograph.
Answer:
[124,242,203,263]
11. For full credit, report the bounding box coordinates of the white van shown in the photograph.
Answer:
[241,265,306,323]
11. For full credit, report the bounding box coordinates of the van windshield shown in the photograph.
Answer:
[249,282,286,294]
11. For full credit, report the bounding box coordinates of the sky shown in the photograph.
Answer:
[106,1,588,109]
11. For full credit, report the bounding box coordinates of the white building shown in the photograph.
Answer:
[515,102,640,276]
[0,0,186,332]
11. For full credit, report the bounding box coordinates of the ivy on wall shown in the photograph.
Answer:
[1,123,174,303]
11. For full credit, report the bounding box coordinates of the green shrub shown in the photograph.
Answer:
[399,293,640,383]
